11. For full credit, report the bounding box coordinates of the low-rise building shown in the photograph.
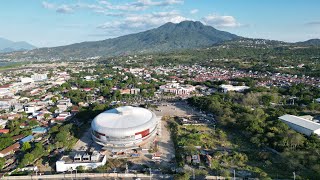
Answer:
[57,99,72,112]
[0,143,20,158]
[24,105,41,114]
[120,88,141,95]
[56,151,107,172]
[20,77,34,84]
[0,98,17,111]
[159,83,195,96]
[0,119,8,128]
[55,112,71,121]
[0,84,14,98]
[0,129,9,134]
[19,135,34,144]
[220,84,250,93]
[32,127,48,134]
[279,114,320,136]
[31,74,47,82]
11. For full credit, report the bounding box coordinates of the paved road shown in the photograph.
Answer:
[2,173,172,180]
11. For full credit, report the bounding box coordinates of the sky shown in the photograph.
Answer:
[0,0,319,47]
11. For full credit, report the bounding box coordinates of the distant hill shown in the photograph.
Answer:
[0,21,240,60]
[295,39,320,46]
[0,37,36,53]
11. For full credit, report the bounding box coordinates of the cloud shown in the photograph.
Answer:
[98,0,184,11]
[56,5,74,14]
[94,10,125,17]
[98,11,187,31]
[135,0,184,6]
[42,1,74,14]
[42,0,184,16]
[42,1,55,9]
[202,14,241,28]
[190,9,198,14]
[305,21,320,26]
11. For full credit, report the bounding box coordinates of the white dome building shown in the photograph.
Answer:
[91,106,159,150]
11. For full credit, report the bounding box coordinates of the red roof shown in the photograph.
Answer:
[0,129,10,134]
[0,143,20,155]
[0,84,11,88]
[12,134,25,141]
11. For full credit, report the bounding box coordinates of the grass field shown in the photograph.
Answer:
[169,117,305,179]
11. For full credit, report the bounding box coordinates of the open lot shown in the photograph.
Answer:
[154,101,200,117]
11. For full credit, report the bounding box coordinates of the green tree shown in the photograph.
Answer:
[261,94,273,106]
[28,120,39,127]
[21,142,31,152]
[0,157,5,170]
[20,153,34,167]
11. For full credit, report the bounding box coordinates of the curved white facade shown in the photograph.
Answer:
[91,106,158,149]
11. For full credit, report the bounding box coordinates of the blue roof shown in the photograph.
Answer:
[20,135,33,143]
[32,127,47,133]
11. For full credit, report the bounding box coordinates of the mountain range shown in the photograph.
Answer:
[295,39,320,46]
[0,38,36,53]
[0,21,319,61]
[0,21,241,60]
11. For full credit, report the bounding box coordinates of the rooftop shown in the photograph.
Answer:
[279,114,320,131]
[92,106,154,129]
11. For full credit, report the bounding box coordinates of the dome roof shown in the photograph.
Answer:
[91,106,157,137]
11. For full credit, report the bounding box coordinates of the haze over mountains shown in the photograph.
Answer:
[0,21,319,61]
[0,38,36,53]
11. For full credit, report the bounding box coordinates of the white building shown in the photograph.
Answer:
[220,84,250,93]
[278,114,320,136]
[159,83,195,96]
[0,98,17,110]
[20,77,34,84]
[91,106,159,151]
[56,151,107,172]
[0,119,8,128]
[31,74,47,82]
[24,105,42,114]
[0,85,14,98]
[57,99,73,112]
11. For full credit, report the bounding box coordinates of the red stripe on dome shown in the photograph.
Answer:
[135,129,149,138]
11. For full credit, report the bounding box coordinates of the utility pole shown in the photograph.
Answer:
[192,168,195,179]
[233,169,235,180]
[125,163,128,174]
[293,171,296,180]
[292,97,295,105]
[149,168,152,180]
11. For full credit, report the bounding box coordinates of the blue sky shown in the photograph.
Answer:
[0,0,319,47]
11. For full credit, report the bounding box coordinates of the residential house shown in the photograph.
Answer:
[57,99,72,112]
[0,143,20,158]
[0,129,9,134]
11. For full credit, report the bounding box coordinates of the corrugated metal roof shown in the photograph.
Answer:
[20,135,34,143]
[279,114,320,131]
